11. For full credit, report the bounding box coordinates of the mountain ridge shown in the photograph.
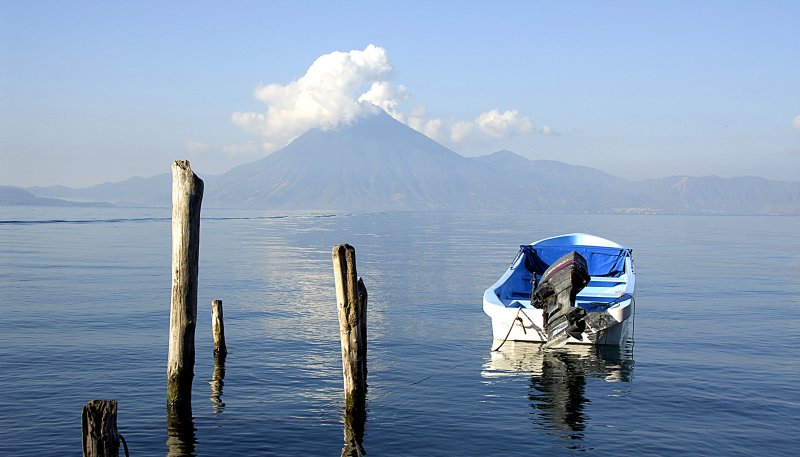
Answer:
[18,112,800,214]
[0,185,112,207]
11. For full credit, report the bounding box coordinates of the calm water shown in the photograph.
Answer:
[0,207,798,456]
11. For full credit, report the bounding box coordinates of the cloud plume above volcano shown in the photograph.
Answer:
[232,44,537,153]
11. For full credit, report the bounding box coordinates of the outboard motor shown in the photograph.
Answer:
[531,251,591,341]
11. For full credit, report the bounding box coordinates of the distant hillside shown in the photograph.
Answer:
[24,111,800,214]
[637,175,800,214]
[29,174,170,207]
[0,186,111,207]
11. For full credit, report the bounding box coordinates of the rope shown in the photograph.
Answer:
[630,296,636,351]
[120,434,130,457]
[518,308,545,339]
[492,306,522,352]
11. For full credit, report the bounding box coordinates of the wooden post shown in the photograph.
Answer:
[167,160,204,408]
[332,244,368,409]
[82,400,119,457]
[211,299,227,357]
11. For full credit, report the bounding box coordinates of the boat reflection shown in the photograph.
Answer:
[482,341,634,443]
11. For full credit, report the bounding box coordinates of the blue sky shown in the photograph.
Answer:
[2,0,798,187]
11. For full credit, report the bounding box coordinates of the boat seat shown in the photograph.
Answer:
[505,299,535,309]
[576,295,625,312]
[586,279,626,288]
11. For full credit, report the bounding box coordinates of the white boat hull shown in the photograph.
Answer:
[483,233,636,347]
[484,298,634,345]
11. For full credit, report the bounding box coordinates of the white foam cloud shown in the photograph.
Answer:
[185,140,210,153]
[793,115,800,130]
[406,106,443,141]
[232,44,404,150]
[447,109,534,144]
[233,45,545,152]
[421,118,443,140]
[476,109,533,138]
[222,141,260,157]
[450,120,474,143]
[358,81,407,121]
[538,125,559,136]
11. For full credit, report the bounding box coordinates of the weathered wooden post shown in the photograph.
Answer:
[332,244,368,409]
[82,400,120,457]
[211,299,227,357]
[167,160,204,408]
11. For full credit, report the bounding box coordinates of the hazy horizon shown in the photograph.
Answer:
[17,123,800,190]
[2,1,799,188]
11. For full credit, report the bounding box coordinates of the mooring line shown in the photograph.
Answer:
[120,433,130,457]
[492,306,523,352]
[406,359,472,387]
[409,375,432,386]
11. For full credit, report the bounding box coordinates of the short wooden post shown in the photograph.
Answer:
[332,244,368,409]
[82,400,119,457]
[167,160,204,408]
[211,299,227,357]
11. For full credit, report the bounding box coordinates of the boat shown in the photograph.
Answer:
[482,233,636,347]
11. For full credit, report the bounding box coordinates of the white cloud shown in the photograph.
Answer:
[358,81,407,121]
[185,140,210,153]
[447,109,534,144]
[421,118,442,140]
[407,107,443,141]
[232,45,546,153]
[450,120,474,143]
[232,44,405,150]
[222,141,260,157]
[793,115,800,130]
[538,125,559,136]
[475,109,533,139]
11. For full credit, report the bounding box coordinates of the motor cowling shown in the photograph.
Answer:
[531,251,591,340]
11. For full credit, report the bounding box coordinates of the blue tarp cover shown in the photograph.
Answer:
[494,244,630,303]
[521,244,628,278]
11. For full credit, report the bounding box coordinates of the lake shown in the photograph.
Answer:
[0,207,798,456]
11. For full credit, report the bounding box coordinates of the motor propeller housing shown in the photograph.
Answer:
[531,251,591,340]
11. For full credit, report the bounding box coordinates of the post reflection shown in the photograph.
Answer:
[166,405,197,457]
[482,341,634,445]
[341,402,367,457]
[210,353,227,414]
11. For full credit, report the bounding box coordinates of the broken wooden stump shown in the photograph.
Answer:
[211,299,227,357]
[82,400,120,457]
[332,243,368,410]
[167,160,204,408]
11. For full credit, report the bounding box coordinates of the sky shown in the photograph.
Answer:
[1,0,799,188]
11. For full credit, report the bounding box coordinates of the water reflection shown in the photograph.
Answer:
[341,402,367,457]
[166,406,196,457]
[482,341,634,445]
[210,354,227,414]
